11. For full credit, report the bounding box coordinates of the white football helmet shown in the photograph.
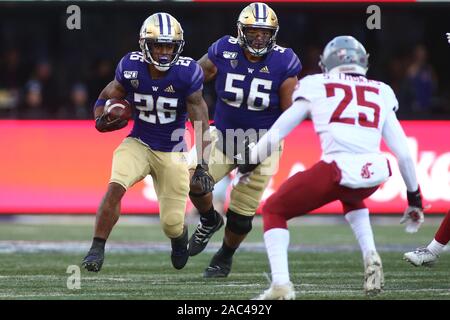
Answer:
[319,36,369,75]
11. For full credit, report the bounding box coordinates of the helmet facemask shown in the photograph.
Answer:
[139,38,184,72]
[237,23,278,57]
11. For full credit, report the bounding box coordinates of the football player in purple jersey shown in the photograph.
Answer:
[188,2,302,278]
[82,13,213,272]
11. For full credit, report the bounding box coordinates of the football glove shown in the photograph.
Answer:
[190,164,214,196]
[95,113,128,133]
[237,136,259,174]
[232,170,251,187]
[400,188,425,233]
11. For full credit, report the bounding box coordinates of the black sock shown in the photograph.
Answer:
[91,237,106,250]
[199,206,218,226]
[217,241,237,260]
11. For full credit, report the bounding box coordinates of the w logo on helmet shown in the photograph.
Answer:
[361,162,373,179]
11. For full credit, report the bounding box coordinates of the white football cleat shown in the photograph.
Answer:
[364,251,384,295]
[254,282,296,300]
[404,248,439,267]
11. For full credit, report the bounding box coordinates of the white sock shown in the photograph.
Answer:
[427,239,445,256]
[345,208,376,260]
[264,228,290,286]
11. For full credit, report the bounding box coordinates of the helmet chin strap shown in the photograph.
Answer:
[154,64,171,72]
[247,46,268,57]
[147,51,173,71]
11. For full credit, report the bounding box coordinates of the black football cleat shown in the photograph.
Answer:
[171,226,189,270]
[203,252,232,278]
[81,247,104,272]
[189,212,224,256]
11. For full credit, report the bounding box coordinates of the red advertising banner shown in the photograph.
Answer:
[0,120,448,214]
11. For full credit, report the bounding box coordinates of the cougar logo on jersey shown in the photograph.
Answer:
[223,51,238,59]
[124,71,138,79]
[361,163,374,179]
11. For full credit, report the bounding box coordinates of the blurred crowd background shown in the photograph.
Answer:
[0,2,449,120]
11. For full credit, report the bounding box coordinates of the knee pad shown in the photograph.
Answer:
[161,214,184,239]
[226,209,253,235]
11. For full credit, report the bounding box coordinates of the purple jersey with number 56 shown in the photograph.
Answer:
[208,36,301,134]
[115,51,204,152]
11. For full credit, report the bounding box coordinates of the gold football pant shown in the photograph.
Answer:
[189,130,283,217]
[111,137,189,238]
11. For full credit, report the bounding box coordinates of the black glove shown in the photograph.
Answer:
[95,113,128,133]
[190,164,214,196]
[237,136,260,174]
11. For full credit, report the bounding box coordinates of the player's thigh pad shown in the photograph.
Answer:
[150,150,190,238]
[230,143,283,216]
[110,137,151,190]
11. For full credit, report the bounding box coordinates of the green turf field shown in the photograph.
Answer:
[0,217,449,300]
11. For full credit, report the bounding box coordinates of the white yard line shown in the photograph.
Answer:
[1,240,446,254]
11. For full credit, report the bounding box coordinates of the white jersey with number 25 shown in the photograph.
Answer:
[293,73,399,157]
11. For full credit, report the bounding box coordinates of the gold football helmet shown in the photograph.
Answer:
[237,2,279,56]
[139,13,184,71]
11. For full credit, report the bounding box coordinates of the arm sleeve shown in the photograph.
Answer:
[250,99,310,163]
[207,38,222,66]
[383,84,399,112]
[382,111,418,191]
[114,56,128,88]
[186,62,204,96]
[292,76,314,102]
[281,50,302,83]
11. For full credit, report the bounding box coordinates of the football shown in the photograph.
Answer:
[105,99,132,121]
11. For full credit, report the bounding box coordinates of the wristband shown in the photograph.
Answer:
[407,187,423,209]
[93,98,107,111]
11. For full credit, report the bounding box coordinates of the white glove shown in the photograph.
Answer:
[400,206,424,233]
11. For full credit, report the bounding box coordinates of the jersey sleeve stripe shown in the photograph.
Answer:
[191,63,203,85]
[289,59,301,73]
[114,55,127,86]
[212,41,219,56]
[117,58,124,75]
[287,54,299,70]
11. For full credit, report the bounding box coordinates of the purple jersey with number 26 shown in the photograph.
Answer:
[208,36,301,135]
[115,51,204,152]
